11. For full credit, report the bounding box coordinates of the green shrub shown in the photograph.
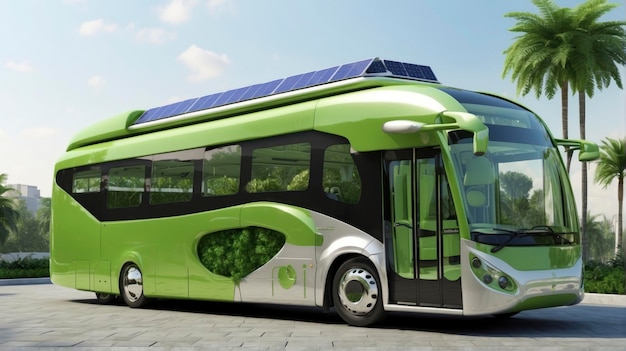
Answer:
[584,261,625,295]
[197,227,285,284]
[0,257,49,279]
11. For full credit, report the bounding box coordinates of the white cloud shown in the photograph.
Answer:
[178,45,229,82]
[157,0,197,24]
[87,75,105,87]
[20,127,58,139]
[79,19,118,36]
[136,27,176,44]
[6,61,34,73]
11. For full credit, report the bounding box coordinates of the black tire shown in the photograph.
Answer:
[95,292,117,304]
[494,312,519,319]
[332,257,385,326]
[119,263,148,308]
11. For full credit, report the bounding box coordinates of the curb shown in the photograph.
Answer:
[0,277,51,286]
[582,292,626,307]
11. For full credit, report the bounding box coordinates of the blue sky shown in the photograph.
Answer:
[1,0,624,221]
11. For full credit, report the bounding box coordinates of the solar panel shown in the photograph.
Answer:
[133,57,439,127]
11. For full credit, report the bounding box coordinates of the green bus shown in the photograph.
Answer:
[51,58,598,326]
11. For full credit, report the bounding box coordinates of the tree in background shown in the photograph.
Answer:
[1,199,49,253]
[503,0,576,169]
[0,174,19,247]
[585,212,616,263]
[568,0,626,264]
[36,197,51,237]
[502,0,626,261]
[594,137,626,293]
[594,137,626,255]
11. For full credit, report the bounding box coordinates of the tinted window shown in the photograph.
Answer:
[107,165,145,208]
[247,143,311,193]
[203,145,241,196]
[322,144,361,204]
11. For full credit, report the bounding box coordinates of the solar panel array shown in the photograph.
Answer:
[133,58,438,127]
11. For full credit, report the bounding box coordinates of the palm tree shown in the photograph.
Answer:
[568,0,626,263]
[503,0,626,262]
[585,212,615,263]
[0,174,20,246]
[502,0,576,169]
[36,197,51,236]
[594,137,626,257]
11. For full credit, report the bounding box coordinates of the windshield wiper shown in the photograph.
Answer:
[490,228,529,253]
[489,226,573,253]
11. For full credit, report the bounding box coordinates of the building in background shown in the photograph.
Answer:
[6,184,41,214]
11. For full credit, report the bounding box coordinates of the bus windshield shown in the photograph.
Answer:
[442,89,579,248]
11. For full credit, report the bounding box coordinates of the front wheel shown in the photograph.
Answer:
[120,263,148,308]
[332,257,385,326]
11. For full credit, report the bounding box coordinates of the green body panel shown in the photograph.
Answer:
[474,244,581,270]
[49,186,101,290]
[513,294,579,312]
[66,78,445,152]
[314,85,466,152]
[50,190,319,301]
[62,79,466,161]
[66,111,143,151]
[240,202,322,246]
[56,101,317,169]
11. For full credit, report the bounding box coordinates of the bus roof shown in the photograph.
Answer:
[66,58,440,151]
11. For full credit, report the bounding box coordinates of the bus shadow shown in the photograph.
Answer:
[379,305,626,339]
[70,298,625,338]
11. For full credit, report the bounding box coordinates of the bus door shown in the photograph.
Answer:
[385,148,462,308]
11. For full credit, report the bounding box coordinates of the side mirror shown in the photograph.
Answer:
[555,139,600,162]
[382,111,489,156]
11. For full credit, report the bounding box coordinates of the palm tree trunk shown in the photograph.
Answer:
[561,82,572,172]
[617,177,626,291]
[579,92,588,262]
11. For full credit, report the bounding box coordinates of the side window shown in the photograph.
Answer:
[203,145,242,196]
[322,144,361,204]
[150,160,194,204]
[107,165,145,209]
[72,168,101,193]
[247,143,311,193]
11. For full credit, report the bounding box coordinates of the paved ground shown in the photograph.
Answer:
[0,282,624,350]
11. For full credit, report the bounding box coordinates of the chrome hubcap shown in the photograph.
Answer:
[338,267,378,316]
[122,266,143,302]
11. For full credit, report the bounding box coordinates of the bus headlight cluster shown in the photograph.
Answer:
[469,254,516,293]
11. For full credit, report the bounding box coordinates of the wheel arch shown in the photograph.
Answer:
[323,253,377,310]
[114,252,146,295]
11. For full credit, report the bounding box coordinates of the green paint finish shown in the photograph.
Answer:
[278,265,296,289]
[240,202,323,246]
[474,244,581,271]
[50,196,320,301]
[314,85,466,152]
[56,102,316,170]
[66,110,142,151]
[65,78,442,152]
[513,294,579,312]
[197,227,285,284]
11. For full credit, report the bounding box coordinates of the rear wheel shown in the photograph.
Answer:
[95,292,116,304]
[120,263,148,308]
[332,257,385,326]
